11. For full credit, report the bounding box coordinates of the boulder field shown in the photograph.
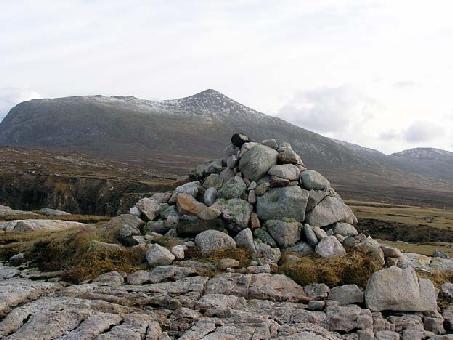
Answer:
[1,134,452,339]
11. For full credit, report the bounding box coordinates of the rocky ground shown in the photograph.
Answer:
[0,134,452,339]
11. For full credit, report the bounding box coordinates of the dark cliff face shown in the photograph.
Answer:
[0,174,172,216]
[0,148,178,216]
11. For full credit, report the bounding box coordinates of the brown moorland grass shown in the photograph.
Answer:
[279,251,383,288]
[184,246,253,276]
[0,225,146,283]
[348,200,453,232]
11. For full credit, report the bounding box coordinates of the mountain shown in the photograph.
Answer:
[389,148,453,183]
[1,89,452,207]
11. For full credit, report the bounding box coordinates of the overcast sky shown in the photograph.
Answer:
[1,0,453,154]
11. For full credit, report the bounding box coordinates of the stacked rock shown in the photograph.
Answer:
[129,133,389,263]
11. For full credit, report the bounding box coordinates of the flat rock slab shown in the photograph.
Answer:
[0,219,86,232]
[0,295,160,340]
[206,272,311,303]
[0,278,61,317]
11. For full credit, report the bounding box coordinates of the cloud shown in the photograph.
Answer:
[0,88,41,121]
[403,121,445,143]
[393,81,417,89]
[379,130,400,140]
[277,86,379,134]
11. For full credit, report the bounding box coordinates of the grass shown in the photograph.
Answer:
[0,225,146,283]
[348,200,453,232]
[278,250,383,288]
[184,246,253,276]
[379,239,453,257]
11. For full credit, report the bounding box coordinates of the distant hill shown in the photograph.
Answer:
[1,89,452,207]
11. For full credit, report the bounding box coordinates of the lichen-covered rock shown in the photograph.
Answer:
[328,285,363,305]
[173,181,200,198]
[333,223,358,237]
[303,224,319,247]
[0,219,86,233]
[239,144,278,181]
[136,197,161,220]
[306,194,356,227]
[212,198,253,228]
[268,164,300,181]
[203,173,224,189]
[254,228,277,247]
[234,228,256,253]
[195,230,236,255]
[146,244,175,266]
[287,242,314,256]
[203,187,218,206]
[265,220,301,248]
[277,143,303,164]
[300,170,331,190]
[257,186,309,221]
[218,176,247,199]
[315,236,346,258]
[364,266,438,312]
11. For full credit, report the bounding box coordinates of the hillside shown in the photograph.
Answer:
[0,89,452,207]
[0,147,178,215]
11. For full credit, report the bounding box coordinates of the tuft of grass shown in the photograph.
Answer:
[1,225,146,283]
[184,246,253,276]
[279,250,383,288]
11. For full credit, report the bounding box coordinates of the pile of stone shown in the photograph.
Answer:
[128,133,397,266]
[1,133,452,339]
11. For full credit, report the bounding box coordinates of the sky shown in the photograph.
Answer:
[1,0,453,154]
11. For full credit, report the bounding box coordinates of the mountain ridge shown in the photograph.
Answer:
[0,89,452,206]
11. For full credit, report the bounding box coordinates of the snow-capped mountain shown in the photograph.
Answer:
[0,89,452,206]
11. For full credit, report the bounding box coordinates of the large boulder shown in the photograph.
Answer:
[333,223,358,237]
[136,197,161,220]
[239,144,278,181]
[268,164,300,181]
[212,198,253,229]
[256,186,309,221]
[265,220,301,248]
[277,143,303,164]
[146,244,175,266]
[173,181,200,198]
[305,194,356,227]
[234,228,256,253]
[195,230,236,255]
[303,224,319,247]
[315,236,346,258]
[328,285,364,305]
[218,176,247,199]
[176,193,220,221]
[364,266,438,312]
[203,187,218,206]
[1,219,85,233]
[300,170,330,190]
[117,216,144,246]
